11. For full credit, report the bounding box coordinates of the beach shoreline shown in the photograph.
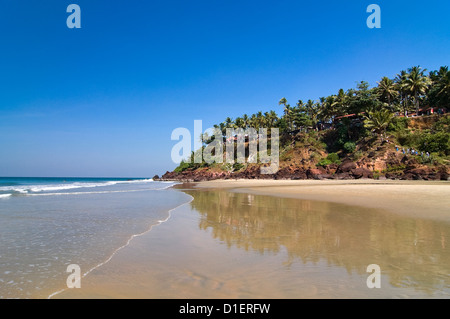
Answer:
[186,179,450,222]
[54,179,450,299]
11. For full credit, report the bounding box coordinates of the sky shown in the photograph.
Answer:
[0,0,449,177]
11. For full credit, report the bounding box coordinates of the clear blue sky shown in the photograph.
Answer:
[0,0,449,177]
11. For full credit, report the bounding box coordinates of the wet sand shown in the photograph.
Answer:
[194,179,450,221]
[54,179,450,299]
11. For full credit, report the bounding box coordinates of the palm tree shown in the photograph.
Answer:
[234,117,244,129]
[304,99,319,128]
[278,97,288,114]
[428,66,450,111]
[264,110,278,128]
[332,89,348,116]
[403,66,432,114]
[437,70,450,101]
[255,111,266,129]
[249,113,258,130]
[363,109,393,136]
[394,70,409,116]
[292,100,305,129]
[242,114,250,128]
[295,99,304,112]
[224,117,235,129]
[430,66,448,83]
[431,67,450,108]
[213,122,227,139]
[279,97,293,131]
[317,95,337,123]
[377,77,398,110]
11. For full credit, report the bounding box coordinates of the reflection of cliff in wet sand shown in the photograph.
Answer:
[55,180,450,298]
[184,185,450,295]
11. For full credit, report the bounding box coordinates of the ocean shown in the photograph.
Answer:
[0,177,189,299]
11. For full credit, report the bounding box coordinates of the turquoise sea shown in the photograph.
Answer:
[0,177,190,298]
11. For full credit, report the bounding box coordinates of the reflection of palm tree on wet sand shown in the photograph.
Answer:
[184,189,450,295]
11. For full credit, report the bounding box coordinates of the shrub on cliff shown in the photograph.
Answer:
[418,131,450,155]
[388,117,409,132]
[433,116,450,132]
[317,153,341,167]
[174,160,207,173]
[174,161,192,173]
[343,141,356,153]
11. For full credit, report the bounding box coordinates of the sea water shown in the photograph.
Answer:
[0,177,189,298]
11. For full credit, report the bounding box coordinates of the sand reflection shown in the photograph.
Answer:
[185,189,450,294]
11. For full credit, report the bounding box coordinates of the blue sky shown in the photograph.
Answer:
[0,0,449,177]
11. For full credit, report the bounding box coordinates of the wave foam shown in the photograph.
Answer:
[0,179,156,195]
[47,193,194,299]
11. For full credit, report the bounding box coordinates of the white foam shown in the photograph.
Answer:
[47,193,194,299]
[0,179,155,195]
[0,194,11,199]
[0,186,28,194]
[155,183,178,190]
[27,184,176,197]
[29,184,87,192]
[115,179,154,184]
[27,188,149,196]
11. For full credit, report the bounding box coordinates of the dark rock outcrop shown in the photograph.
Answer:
[350,167,373,179]
[160,155,449,182]
[336,161,357,173]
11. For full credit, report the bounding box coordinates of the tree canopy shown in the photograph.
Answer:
[210,65,448,138]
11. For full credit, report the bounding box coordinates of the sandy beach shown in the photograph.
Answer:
[54,179,450,299]
[192,179,450,221]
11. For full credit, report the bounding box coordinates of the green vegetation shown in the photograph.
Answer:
[393,116,450,158]
[233,163,245,171]
[174,65,450,173]
[317,153,341,167]
[383,164,407,173]
[343,141,356,154]
[174,160,194,173]
[363,109,393,136]
[388,117,409,132]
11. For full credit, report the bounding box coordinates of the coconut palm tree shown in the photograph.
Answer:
[430,66,448,83]
[332,88,348,116]
[291,100,305,129]
[242,114,250,128]
[278,97,293,130]
[431,67,450,108]
[317,95,336,123]
[428,66,450,111]
[304,99,319,128]
[224,117,234,128]
[249,113,258,130]
[255,111,266,129]
[264,110,278,128]
[363,109,393,136]
[403,66,432,114]
[377,77,398,110]
[394,70,410,116]
[437,70,450,101]
[234,117,244,129]
[213,122,227,138]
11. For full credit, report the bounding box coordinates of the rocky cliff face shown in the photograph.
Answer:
[158,125,450,182]
[158,152,449,182]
